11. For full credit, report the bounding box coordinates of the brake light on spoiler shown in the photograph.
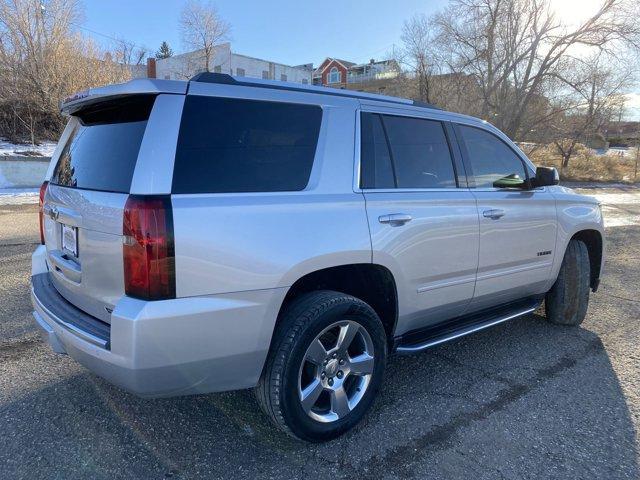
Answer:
[62,89,90,106]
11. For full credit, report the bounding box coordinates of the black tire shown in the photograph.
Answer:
[255,290,387,442]
[545,239,591,326]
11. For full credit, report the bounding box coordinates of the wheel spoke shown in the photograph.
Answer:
[330,386,351,418]
[336,322,359,352]
[300,379,324,413]
[305,338,327,365]
[349,353,374,376]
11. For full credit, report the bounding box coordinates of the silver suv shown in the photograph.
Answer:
[31,74,605,441]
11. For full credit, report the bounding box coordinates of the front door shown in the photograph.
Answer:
[360,112,480,336]
[454,124,557,311]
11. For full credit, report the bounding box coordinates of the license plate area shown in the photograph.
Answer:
[61,223,78,258]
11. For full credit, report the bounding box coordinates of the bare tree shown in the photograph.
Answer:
[114,38,147,66]
[179,0,230,72]
[550,53,633,167]
[0,0,133,141]
[432,0,640,139]
[401,14,437,103]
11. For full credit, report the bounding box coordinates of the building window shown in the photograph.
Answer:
[280,74,287,82]
[302,78,309,84]
[164,75,171,80]
[328,67,341,84]
[213,65,222,73]
[236,68,245,76]
[262,70,270,79]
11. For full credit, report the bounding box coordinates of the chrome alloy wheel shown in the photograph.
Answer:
[298,320,375,423]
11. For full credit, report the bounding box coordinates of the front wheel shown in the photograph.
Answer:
[256,290,387,442]
[545,239,591,326]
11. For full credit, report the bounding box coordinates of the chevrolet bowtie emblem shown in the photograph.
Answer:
[48,206,59,221]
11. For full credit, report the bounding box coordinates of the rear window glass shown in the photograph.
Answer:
[172,96,322,194]
[51,96,154,193]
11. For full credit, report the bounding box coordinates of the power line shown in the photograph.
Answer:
[69,22,150,51]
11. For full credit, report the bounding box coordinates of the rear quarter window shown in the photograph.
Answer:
[172,96,322,194]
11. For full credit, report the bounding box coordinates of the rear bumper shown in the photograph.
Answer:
[31,245,286,398]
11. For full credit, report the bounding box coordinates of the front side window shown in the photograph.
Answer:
[360,113,457,189]
[456,125,527,188]
[173,96,322,193]
[328,67,341,84]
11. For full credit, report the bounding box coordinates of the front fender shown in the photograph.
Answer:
[548,187,605,290]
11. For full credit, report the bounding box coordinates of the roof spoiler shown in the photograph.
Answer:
[60,79,188,115]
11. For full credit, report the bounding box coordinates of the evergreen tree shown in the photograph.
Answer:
[155,41,174,59]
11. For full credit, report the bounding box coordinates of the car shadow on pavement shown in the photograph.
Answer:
[2,312,638,480]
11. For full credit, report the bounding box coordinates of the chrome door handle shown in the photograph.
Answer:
[483,209,505,220]
[379,213,413,226]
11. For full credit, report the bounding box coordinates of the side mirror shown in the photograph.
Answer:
[533,166,559,187]
[493,174,526,189]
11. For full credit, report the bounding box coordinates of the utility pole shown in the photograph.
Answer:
[634,121,640,183]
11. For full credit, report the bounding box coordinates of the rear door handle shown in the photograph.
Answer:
[379,213,413,226]
[483,209,505,220]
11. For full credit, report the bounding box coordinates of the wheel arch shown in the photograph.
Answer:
[570,229,603,291]
[276,263,399,348]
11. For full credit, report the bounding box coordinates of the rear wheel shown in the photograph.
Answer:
[545,239,591,326]
[256,290,387,442]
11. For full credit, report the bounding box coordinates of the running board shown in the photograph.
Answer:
[395,299,540,355]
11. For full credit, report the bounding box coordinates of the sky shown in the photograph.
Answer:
[80,0,639,119]
[80,0,446,67]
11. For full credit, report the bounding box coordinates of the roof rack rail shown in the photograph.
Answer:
[189,72,440,110]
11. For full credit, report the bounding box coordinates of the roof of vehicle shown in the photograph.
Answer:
[189,72,441,111]
[60,73,442,115]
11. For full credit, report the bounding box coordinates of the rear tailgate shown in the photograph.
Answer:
[42,95,160,322]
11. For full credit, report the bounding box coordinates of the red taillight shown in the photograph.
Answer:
[38,181,49,245]
[123,195,176,300]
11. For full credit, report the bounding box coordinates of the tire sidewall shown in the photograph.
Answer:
[279,298,387,442]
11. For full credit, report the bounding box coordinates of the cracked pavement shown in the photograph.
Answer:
[1,185,639,479]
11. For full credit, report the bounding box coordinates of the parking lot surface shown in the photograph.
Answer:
[1,185,639,479]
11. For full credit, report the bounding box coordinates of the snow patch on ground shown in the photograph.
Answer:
[0,138,56,157]
[0,188,39,205]
[577,189,640,228]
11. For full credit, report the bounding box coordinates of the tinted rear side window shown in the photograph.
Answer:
[360,113,395,189]
[360,113,456,189]
[172,96,322,194]
[51,95,154,193]
[383,115,456,189]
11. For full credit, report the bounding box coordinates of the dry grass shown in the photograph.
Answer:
[527,144,639,184]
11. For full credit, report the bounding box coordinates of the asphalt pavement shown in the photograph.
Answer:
[1,185,639,479]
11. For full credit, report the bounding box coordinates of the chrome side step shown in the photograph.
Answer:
[395,306,537,355]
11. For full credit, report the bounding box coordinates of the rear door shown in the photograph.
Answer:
[453,123,557,311]
[42,94,177,322]
[360,110,480,336]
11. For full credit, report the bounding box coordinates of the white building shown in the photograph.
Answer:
[148,43,313,84]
